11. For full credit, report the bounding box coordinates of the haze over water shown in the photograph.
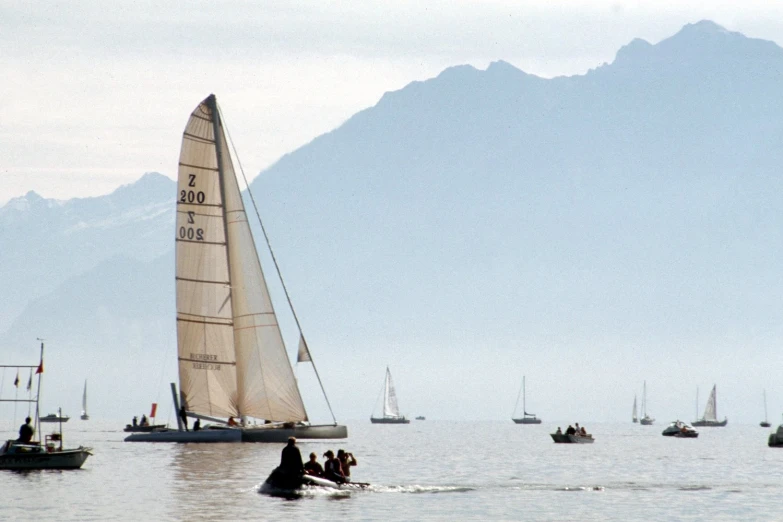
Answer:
[3,420,782,520]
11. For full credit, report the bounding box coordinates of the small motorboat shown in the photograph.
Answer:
[123,424,168,433]
[550,432,594,443]
[260,467,369,495]
[415,416,426,421]
[662,420,698,438]
[768,424,783,447]
[40,413,70,423]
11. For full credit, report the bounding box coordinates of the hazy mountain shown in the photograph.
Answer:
[3,21,783,422]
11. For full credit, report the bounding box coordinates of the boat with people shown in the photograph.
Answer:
[511,376,542,424]
[0,342,92,470]
[80,380,89,420]
[692,385,727,427]
[370,367,410,424]
[125,95,346,443]
[639,381,654,425]
[662,420,698,438]
[415,416,426,421]
[123,406,167,432]
[40,413,70,423]
[550,424,593,443]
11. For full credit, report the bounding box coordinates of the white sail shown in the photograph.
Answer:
[382,367,401,418]
[632,395,638,422]
[701,385,718,421]
[81,380,88,416]
[175,95,307,422]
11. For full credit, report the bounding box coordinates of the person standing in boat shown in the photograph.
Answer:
[17,417,34,443]
[304,452,324,477]
[280,437,305,476]
[179,405,188,431]
[337,449,357,479]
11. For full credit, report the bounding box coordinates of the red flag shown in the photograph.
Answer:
[13,372,19,387]
[35,360,43,374]
[150,403,158,418]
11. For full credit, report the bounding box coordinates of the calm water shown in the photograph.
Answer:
[2,420,783,521]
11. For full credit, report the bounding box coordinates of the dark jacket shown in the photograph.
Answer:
[280,444,304,474]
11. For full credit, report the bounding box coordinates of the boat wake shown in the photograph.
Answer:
[257,482,474,498]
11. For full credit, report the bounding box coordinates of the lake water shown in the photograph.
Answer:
[2,420,782,521]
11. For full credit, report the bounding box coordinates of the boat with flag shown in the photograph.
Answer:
[371,367,410,424]
[125,94,346,443]
[0,341,92,470]
[123,403,167,432]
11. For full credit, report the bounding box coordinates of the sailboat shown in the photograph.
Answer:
[639,381,654,425]
[632,395,638,423]
[760,389,771,428]
[692,384,728,427]
[512,376,542,424]
[370,367,410,424]
[126,94,347,443]
[80,380,89,420]
[0,342,92,469]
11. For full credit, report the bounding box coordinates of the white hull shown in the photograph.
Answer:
[0,442,91,470]
[242,424,348,442]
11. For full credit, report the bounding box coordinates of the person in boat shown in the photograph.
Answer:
[566,425,576,435]
[193,418,201,431]
[132,416,138,427]
[179,405,188,431]
[580,426,587,436]
[140,414,148,427]
[337,449,357,479]
[555,427,562,435]
[279,436,305,477]
[17,417,34,443]
[227,417,239,427]
[304,452,324,477]
[323,450,346,484]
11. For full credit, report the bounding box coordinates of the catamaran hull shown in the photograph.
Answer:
[692,419,727,427]
[512,417,542,424]
[241,424,348,442]
[123,424,168,433]
[550,434,594,443]
[124,429,242,443]
[370,415,410,424]
[0,448,91,470]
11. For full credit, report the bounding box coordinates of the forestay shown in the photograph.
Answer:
[175,95,307,422]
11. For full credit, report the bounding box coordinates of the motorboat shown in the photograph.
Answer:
[662,420,698,438]
[260,467,369,495]
[768,424,783,447]
[40,413,70,423]
[550,432,594,443]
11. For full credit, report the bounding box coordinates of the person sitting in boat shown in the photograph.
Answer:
[580,426,587,436]
[140,414,149,427]
[323,450,346,484]
[17,417,34,443]
[193,418,201,431]
[280,436,305,476]
[227,417,239,427]
[555,427,562,435]
[304,452,324,477]
[337,449,357,479]
[566,425,576,435]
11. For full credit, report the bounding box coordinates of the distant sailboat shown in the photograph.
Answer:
[693,384,727,427]
[371,367,410,424]
[80,380,89,420]
[512,376,542,424]
[639,381,654,425]
[632,395,638,423]
[761,389,771,428]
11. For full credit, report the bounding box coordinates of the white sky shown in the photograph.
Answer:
[2,0,783,205]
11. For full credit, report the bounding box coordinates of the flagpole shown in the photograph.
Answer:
[34,340,44,440]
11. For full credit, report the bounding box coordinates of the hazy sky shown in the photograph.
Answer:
[2,1,783,205]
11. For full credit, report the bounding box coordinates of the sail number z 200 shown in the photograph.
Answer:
[180,190,206,204]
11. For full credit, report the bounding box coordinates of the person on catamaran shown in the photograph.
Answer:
[193,418,201,431]
[132,416,138,427]
[227,417,239,427]
[17,417,34,443]
[323,450,346,484]
[337,449,357,479]
[304,452,324,477]
[279,437,305,477]
[140,414,148,426]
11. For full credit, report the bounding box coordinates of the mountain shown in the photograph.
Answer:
[3,22,783,421]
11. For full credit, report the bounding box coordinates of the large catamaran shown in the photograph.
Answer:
[126,95,346,442]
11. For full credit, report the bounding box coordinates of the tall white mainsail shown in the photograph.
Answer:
[632,395,638,422]
[175,95,307,422]
[382,367,401,418]
[81,380,88,416]
[702,385,717,422]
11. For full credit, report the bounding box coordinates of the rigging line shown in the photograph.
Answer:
[512,379,523,418]
[222,108,337,424]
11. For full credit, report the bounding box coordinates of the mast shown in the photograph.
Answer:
[696,387,699,420]
[522,376,526,414]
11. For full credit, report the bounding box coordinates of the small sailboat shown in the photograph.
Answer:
[692,384,728,427]
[80,380,89,420]
[639,381,654,425]
[632,395,638,423]
[0,341,92,470]
[370,367,410,424]
[512,376,542,424]
[761,390,771,428]
[126,94,346,443]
